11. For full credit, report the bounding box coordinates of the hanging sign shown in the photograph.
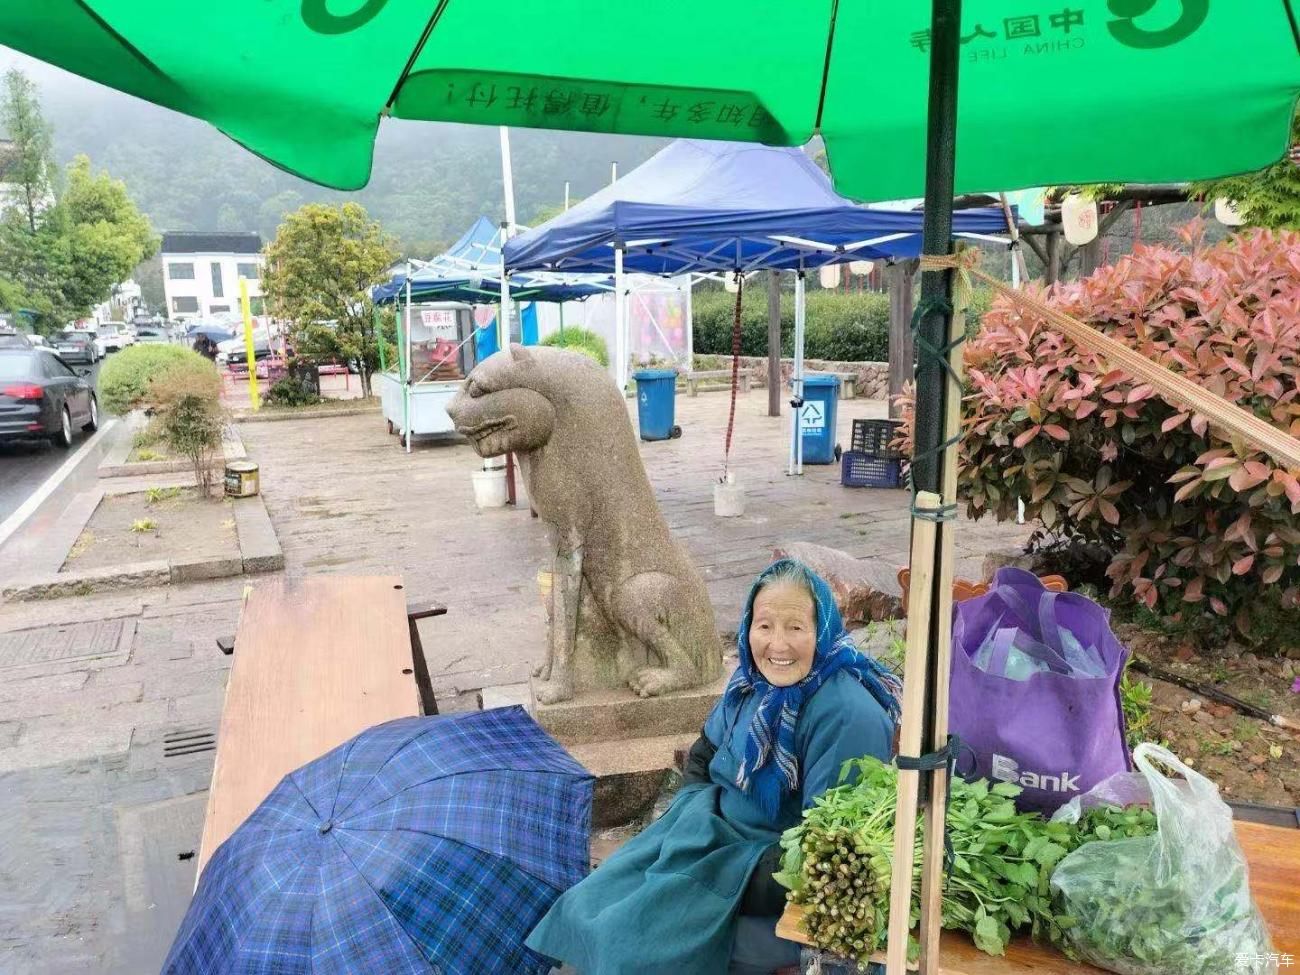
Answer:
[849,260,874,276]
[818,264,841,289]
[419,308,458,340]
[1061,193,1099,246]
[1214,197,1246,226]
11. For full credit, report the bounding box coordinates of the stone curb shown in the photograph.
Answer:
[2,560,172,601]
[232,494,284,574]
[98,428,247,479]
[232,404,380,424]
[2,469,283,602]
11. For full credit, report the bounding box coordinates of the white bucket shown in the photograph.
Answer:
[471,468,509,509]
[714,480,746,518]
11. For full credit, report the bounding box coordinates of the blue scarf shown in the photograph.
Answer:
[723,559,902,820]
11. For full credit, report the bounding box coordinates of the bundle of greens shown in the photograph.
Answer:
[775,757,1160,965]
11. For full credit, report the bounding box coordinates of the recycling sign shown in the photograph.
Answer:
[800,400,825,431]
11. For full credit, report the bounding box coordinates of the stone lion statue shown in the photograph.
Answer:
[446,345,721,704]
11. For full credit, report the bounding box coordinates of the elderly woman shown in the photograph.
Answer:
[527,559,900,975]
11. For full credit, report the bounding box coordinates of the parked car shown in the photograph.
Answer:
[95,322,135,355]
[0,348,99,447]
[52,330,99,365]
[0,328,33,350]
[133,325,169,344]
[219,330,274,366]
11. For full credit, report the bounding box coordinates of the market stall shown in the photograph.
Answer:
[505,139,1011,473]
[374,299,476,445]
[11,6,1299,975]
[373,216,608,450]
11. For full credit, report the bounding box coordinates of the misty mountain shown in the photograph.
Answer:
[1,48,667,257]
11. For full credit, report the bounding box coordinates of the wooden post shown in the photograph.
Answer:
[918,276,967,967]
[1045,231,1062,285]
[767,270,782,417]
[887,260,916,419]
[1079,238,1101,278]
[886,490,942,974]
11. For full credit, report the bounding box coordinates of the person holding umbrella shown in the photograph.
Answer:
[527,559,901,974]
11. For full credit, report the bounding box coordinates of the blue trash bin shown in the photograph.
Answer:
[632,369,681,442]
[795,373,841,464]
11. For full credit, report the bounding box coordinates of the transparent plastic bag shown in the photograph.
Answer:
[1048,743,1276,975]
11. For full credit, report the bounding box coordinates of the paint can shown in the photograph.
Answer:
[224,460,260,498]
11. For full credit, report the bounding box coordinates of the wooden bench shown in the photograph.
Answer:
[196,575,444,877]
[685,369,751,397]
[776,819,1300,971]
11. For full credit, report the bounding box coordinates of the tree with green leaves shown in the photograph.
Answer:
[0,67,56,233]
[262,202,396,398]
[1192,109,1300,229]
[0,154,156,332]
[53,155,158,314]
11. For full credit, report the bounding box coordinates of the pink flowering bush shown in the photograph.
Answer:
[902,227,1300,637]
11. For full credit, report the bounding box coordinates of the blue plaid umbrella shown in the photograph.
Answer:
[164,706,593,975]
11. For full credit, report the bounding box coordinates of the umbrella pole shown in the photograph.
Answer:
[885,2,963,975]
[404,272,413,454]
[499,245,518,503]
[615,245,627,392]
[788,267,805,476]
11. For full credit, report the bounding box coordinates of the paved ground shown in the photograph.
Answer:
[0,388,1028,973]
[0,360,104,524]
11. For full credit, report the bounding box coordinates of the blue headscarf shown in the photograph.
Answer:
[723,559,902,820]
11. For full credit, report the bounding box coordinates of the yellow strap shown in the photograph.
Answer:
[919,252,1300,470]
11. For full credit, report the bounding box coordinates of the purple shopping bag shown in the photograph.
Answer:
[949,567,1131,814]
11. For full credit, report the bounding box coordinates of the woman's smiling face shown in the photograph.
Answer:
[748,581,817,687]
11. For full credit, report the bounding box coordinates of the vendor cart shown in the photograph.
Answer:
[380,301,478,444]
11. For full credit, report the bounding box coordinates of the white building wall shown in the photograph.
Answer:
[162,252,264,322]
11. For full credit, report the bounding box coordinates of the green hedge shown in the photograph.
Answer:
[693,285,997,361]
[99,344,208,415]
[539,326,609,366]
[692,291,889,361]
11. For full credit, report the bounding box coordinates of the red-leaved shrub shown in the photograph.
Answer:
[902,227,1300,637]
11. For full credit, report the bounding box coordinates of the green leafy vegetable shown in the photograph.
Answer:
[777,757,1161,965]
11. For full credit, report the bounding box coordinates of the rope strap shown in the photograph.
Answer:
[722,273,744,480]
[896,734,963,871]
[907,288,965,524]
[919,250,1300,470]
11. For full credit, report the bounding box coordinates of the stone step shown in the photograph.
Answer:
[567,732,698,828]
[533,669,731,746]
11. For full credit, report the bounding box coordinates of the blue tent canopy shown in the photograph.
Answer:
[504,140,1011,275]
[375,216,610,305]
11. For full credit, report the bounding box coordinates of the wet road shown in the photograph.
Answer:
[0,359,104,523]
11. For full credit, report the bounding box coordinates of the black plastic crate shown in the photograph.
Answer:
[851,418,903,458]
[841,450,903,488]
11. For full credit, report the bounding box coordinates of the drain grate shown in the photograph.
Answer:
[0,617,133,670]
[163,728,217,758]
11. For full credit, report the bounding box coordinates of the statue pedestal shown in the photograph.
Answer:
[535,671,731,826]
[532,671,731,745]
[480,666,732,827]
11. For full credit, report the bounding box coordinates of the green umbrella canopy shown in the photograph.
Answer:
[2,1,1296,197]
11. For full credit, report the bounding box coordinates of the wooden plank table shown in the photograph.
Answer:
[196,575,423,876]
[777,819,1299,973]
